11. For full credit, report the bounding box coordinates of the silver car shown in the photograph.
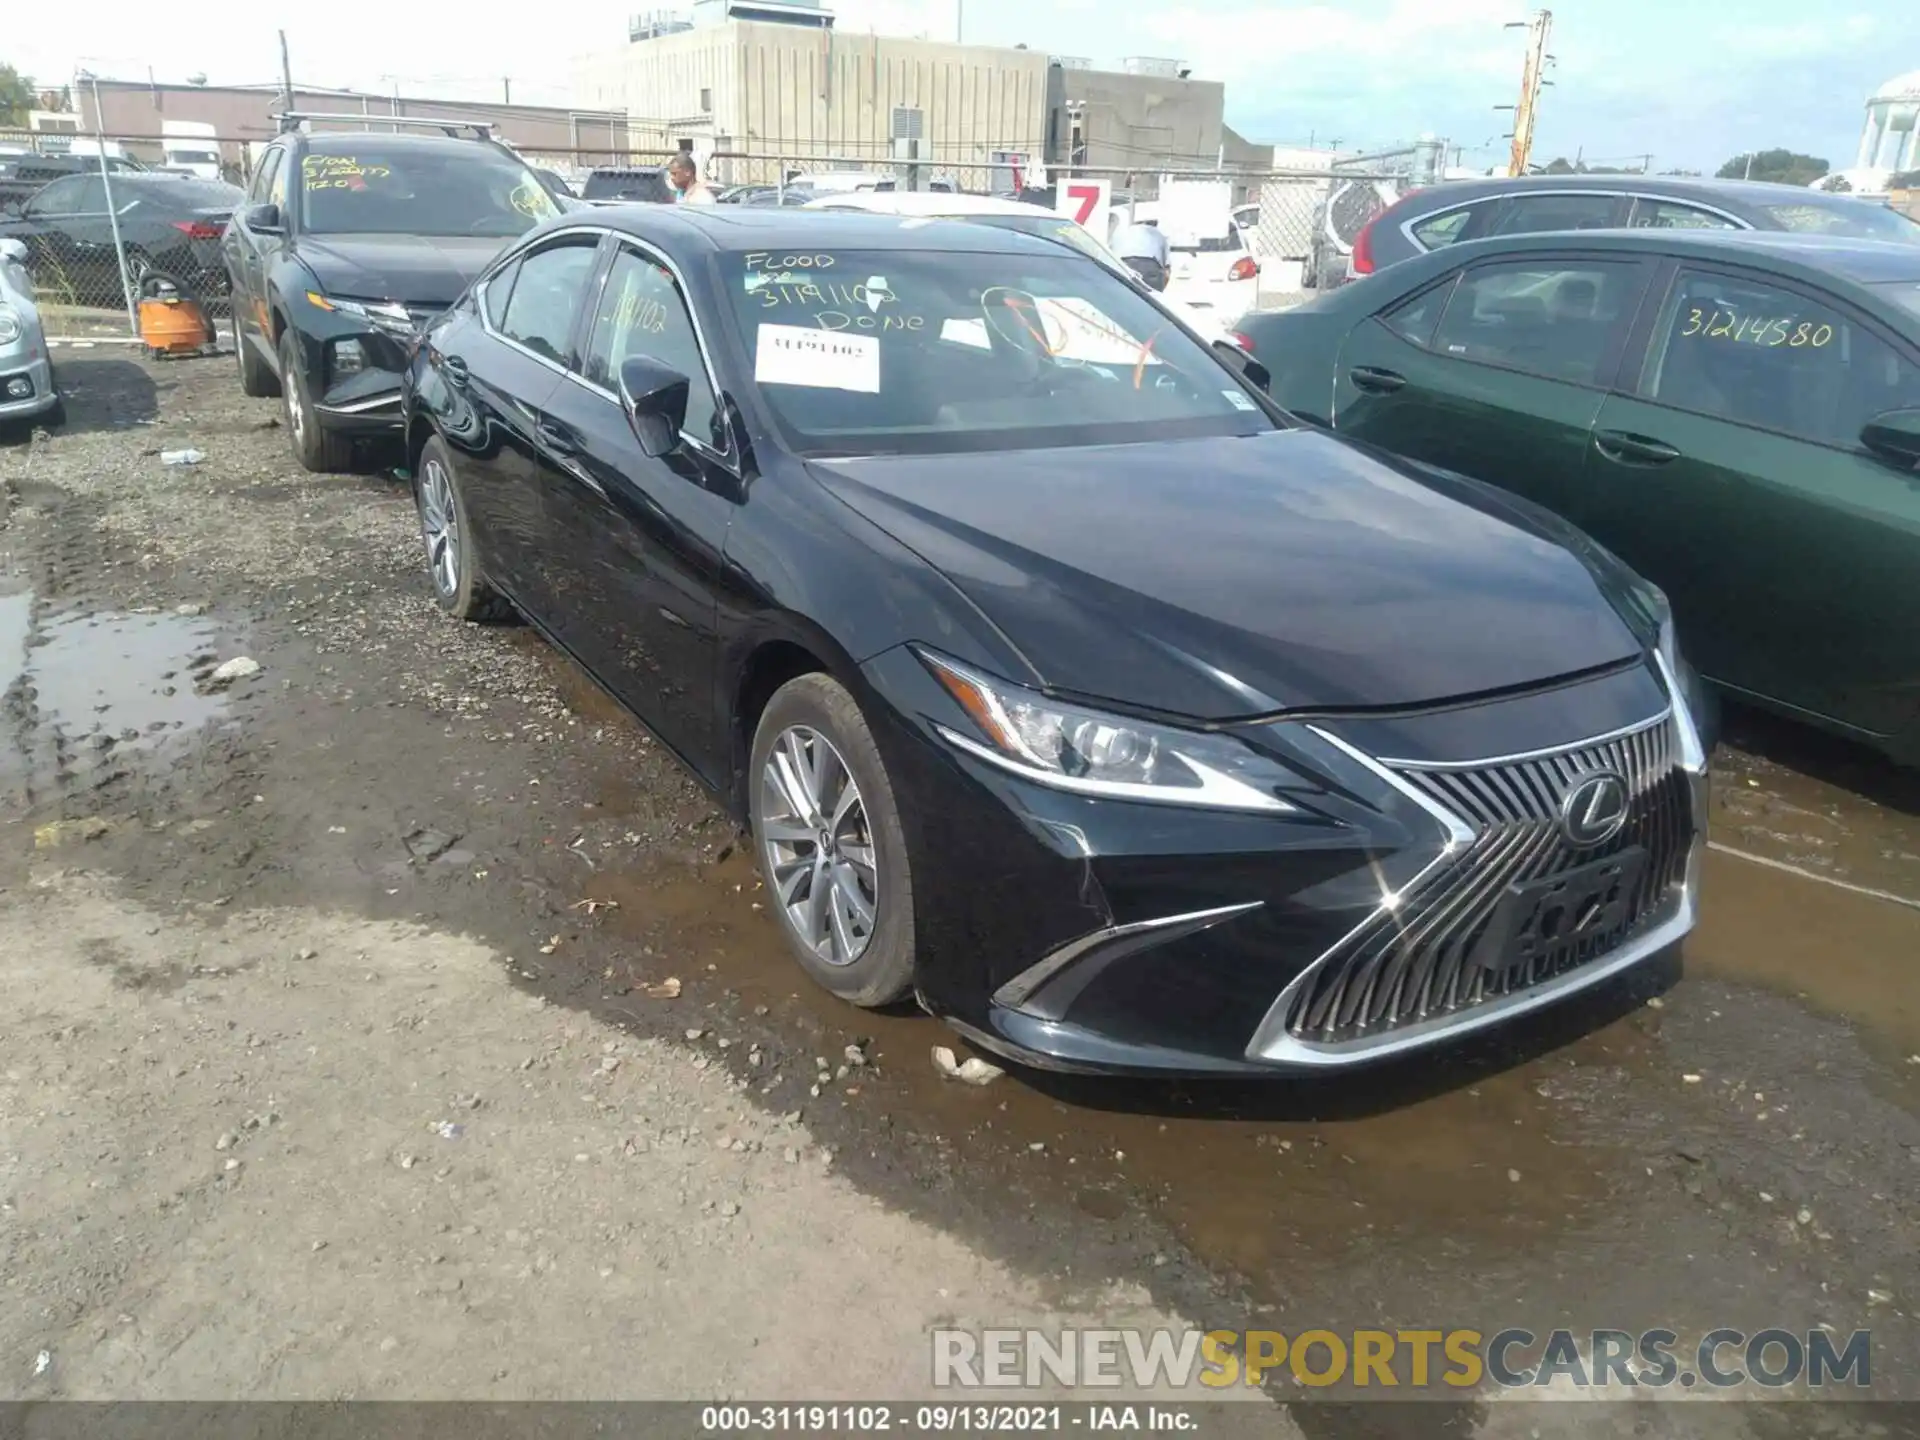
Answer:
[0,237,62,429]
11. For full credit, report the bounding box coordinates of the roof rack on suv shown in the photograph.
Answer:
[273,111,495,140]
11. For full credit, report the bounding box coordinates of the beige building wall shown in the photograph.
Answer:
[575,23,1049,175]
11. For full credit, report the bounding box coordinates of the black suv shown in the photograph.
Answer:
[223,118,570,470]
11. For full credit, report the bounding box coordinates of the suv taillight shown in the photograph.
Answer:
[1228,255,1259,281]
[1349,217,1378,276]
[172,220,225,240]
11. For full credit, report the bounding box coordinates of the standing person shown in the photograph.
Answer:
[1111,219,1170,291]
[667,154,718,206]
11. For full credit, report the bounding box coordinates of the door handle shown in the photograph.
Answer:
[536,419,580,458]
[440,354,469,388]
[1349,365,1407,395]
[1593,430,1680,466]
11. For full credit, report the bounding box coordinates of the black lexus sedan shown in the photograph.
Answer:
[401,208,1711,1076]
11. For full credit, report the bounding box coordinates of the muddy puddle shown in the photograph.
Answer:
[0,597,233,801]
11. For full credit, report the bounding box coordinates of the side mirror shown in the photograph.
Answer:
[619,356,690,459]
[242,202,282,233]
[0,237,26,263]
[1860,408,1920,471]
[1214,341,1271,393]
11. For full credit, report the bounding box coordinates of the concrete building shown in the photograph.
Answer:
[576,2,1050,179]
[1856,68,1920,174]
[74,80,628,175]
[1047,57,1225,175]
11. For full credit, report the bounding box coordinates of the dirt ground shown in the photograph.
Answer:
[2,349,1917,1432]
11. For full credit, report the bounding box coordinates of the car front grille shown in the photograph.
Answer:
[1282,714,1691,1047]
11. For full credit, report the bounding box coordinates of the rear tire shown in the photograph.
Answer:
[749,673,915,1008]
[280,330,354,472]
[235,313,279,398]
[414,436,513,623]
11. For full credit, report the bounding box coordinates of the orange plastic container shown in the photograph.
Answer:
[138,294,214,357]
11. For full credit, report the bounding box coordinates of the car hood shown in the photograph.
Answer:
[298,233,508,306]
[808,429,1644,720]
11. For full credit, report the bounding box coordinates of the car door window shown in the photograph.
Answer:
[66,177,107,215]
[1430,260,1642,385]
[1628,198,1736,231]
[499,240,599,367]
[267,156,290,210]
[482,257,521,330]
[28,177,83,217]
[581,245,720,447]
[1409,208,1474,249]
[1378,277,1456,347]
[248,150,282,205]
[1638,268,1920,448]
[1487,193,1622,237]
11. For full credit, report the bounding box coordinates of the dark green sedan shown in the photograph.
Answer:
[1240,230,1920,764]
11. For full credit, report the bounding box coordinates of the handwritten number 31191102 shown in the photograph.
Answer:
[1681,307,1833,348]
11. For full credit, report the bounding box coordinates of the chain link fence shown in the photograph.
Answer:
[2,125,1414,331]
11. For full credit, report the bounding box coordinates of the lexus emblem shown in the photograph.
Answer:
[1559,771,1630,848]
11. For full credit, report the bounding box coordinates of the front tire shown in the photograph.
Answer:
[279,330,354,472]
[414,436,512,623]
[235,313,279,398]
[750,674,914,1007]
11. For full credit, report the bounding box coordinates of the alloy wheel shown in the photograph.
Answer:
[418,458,460,598]
[758,725,878,967]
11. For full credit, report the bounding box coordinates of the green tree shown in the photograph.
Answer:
[1717,149,1830,186]
[0,64,35,125]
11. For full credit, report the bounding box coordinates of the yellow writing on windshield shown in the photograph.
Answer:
[302,154,393,191]
[510,180,558,220]
[1679,307,1834,348]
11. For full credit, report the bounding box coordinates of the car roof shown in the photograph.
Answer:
[1417,227,1920,284]
[1391,172,1909,219]
[578,205,1073,257]
[800,191,1048,217]
[300,132,506,157]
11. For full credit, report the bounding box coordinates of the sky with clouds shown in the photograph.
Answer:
[6,0,1915,173]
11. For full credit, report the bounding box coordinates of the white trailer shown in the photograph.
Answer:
[160,120,221,181]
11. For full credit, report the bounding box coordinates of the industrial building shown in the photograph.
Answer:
[575,0,1265,189]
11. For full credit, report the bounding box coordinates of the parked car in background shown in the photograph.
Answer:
[401,206,1710,1076]
[581,167,674,205]
[223,124,565,471]
[1340,174,1920,287]
[719,183,817,207]
[0,237,62,430]
[798,189,1252,356]
[1241,229,1920,763]
[0,151,149,217]
[1122,201,1259,318]
[0,172,241,303]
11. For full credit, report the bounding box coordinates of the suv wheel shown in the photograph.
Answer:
[235,314,279,398]
[279,331,353,472]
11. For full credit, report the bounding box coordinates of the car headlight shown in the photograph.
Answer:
[918,650,1298,814]
[307,291,414,336]
[0,306,21,345]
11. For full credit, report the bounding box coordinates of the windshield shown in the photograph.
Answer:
[720,247,1273,458]
[167,149,219,166]
[1762,201,1920,243]
[958,213,1123,269]
[300,147,560,237]
[125,177,241,208]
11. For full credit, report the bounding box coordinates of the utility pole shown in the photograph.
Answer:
[502,77,511,104]
[1504,9,1552,178]
[278,30,293,112]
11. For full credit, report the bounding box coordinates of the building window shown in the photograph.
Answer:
[699,88,712,114]
[890,107,924,141]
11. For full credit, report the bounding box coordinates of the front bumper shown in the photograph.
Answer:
[864,648,1708,1077]
[0,351,56,419]
[289,292,435,435]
